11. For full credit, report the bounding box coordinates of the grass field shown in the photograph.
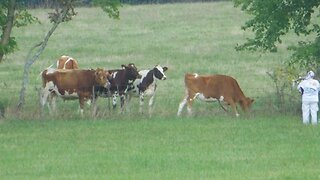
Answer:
[0,1,319,179]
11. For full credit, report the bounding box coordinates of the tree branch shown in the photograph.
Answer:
[16,6,70,111]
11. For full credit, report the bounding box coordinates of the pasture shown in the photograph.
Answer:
[0,2,319,179]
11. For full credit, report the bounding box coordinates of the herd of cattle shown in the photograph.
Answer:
[40,55,254,117]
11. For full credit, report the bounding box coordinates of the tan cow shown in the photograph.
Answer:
[40,68,111,116]
[57,55,79,69]
[177,73,254,117]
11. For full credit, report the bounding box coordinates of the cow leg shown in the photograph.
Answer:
[139,92,144,113]
[229,101,239,117]
[148,94,155,117]
[91,96,97,118]
[177,97,187,116]
[177,90,196,116]
[79,97,85,117]
[120,94,126,112]
[125,94,132,113]
[40,87,51,115]
[112,93,117,109]
[186,98,194,116]
[38,87,45,117]
[49,93,57,114]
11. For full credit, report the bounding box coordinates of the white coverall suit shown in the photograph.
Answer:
[297,71,320,125]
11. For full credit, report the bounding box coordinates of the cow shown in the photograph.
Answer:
[40,68,111,116]
[127,65,168,115]
[95,63,141,111]
[47,55,80,110]
[177,73,254,117]
[57,55,79,69]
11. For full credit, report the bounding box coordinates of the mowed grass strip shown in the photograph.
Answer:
[1,117,320,179]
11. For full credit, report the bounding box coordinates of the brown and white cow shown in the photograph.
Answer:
[177,73,254,117]
[40,68,111,116]
[57,55,79,69]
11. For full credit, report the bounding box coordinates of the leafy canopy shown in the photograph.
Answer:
[234,0,320,69]
[0,1,39,57]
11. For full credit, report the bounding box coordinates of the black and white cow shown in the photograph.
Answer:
[95,63,141,110]
[127,65,168,115]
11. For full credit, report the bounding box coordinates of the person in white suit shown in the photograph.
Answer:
[297,71,320,125]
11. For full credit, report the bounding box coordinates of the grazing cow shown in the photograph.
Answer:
[95,63,141,110]
[177,73,254,117]
[57,55,79,69]
[127,65,168,115]
[40,68,111,116]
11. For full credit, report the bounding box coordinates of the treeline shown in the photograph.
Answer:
[19,0,230,7]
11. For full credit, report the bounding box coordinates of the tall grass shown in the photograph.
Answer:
[0,2,318,179]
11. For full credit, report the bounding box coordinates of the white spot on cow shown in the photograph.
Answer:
[112,72,118,78]
[193,73,199,78]
[155,65,167,80]
[192,92,218,102]
[63,58,73,69]
[219,96,224,101]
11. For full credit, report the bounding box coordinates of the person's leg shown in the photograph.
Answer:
[310,102,318,125]
[302,102,310,124]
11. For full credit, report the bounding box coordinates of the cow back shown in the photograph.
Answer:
[57,55,79,69]
[42,69,94,91]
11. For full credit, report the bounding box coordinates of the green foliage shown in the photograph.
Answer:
[14,9,40,27]
[92,0,121,19]
[234,0,320,68]
[0,37,16,54]
[266,66,300,112]
[288,37,320,69]
[0,1,39,58]
[48,0,78,23]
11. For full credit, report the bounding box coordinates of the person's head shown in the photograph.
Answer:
[305,70,315,80]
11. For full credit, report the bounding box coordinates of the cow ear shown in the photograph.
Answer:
[163,67,168,72]
[121,64,127,69]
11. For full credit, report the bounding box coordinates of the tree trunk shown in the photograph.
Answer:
[16,7,69,111]
[0,0,16,63]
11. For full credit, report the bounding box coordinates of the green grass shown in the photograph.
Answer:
[1,116,320,179]
[0,1,319,179]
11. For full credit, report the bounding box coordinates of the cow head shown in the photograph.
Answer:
[240,97,254,112]
[154,65,168,80]
[121,63,142,80]
[95,68,111,88]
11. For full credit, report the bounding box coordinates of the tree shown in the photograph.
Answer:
[16,0,120,111]
[234,0,320,69]
[0,0,38,63]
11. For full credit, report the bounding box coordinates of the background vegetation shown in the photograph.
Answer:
[0,2,319,179]
[20,0,231,7]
